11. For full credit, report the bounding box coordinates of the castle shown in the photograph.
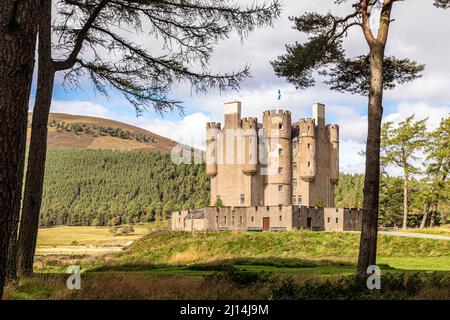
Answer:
[172,101,362,232]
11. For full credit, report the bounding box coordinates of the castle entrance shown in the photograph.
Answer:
[263,217,270,231]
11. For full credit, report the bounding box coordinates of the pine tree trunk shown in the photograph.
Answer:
[0,1,39,298]
[17,0,55,276]
[5,150,25,285]
[356,44,385,276]
[420,202,431,229]
[402,169,408,230]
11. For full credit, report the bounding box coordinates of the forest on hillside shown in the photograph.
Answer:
[39,149,209,227]
[38,148,448,228]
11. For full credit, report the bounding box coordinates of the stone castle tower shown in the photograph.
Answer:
[206,101,339,208]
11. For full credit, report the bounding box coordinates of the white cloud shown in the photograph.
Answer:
[48,100,111,118]
[384,102,450,129]
[340,139,366,174]
[123,113,211,150]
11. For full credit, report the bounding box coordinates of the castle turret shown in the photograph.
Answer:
[327,124,339,185]
[262,109,292,206]
[206,122,221,177]
[298,118,316,182]
[241,117,258,175]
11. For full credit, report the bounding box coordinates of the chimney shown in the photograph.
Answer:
[312,103,325,127]
[224,101,242,128]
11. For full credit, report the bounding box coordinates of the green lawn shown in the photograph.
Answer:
[7,228,450,300]
[97,230,450,272]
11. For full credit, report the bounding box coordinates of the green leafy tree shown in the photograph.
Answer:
[420,117,450,228]
[271,0,448,275]
[381,115,428,230]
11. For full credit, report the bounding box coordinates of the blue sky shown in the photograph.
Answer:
[38,0,450,174]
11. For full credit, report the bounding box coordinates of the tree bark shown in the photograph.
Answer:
[356,0,394,276]
[402,169,408,230]
[0,0,39,298]
[17,0,55,276]
[5,146,25,285]
[356,44,385,276]
[420,202,431,229]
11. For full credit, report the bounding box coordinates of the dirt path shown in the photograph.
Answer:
[380,231,450,241]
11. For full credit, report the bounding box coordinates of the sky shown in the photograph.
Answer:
[38,0,450,174]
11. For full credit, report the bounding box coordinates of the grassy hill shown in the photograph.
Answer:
[104,230,450,272]
[28,113,179,153]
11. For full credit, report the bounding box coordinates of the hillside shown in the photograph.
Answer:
[27,113,179,153]
[39,149,209,227]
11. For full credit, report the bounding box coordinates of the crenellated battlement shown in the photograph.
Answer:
[241,117,258,129]
[298,118,315,125]
[206,122,222,129]
[263,110,291,117]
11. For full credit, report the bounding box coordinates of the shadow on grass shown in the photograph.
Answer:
[87,257,373,274]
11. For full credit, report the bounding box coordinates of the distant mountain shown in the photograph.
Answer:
[27,113,179,153]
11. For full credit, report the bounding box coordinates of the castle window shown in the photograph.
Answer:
[279,123,284,130]
[298,195,302,205]
[278,167,283,174]
[216,216,219,223]
[278,185,283,192]
[336,218,339,224]
[224,216,227,223]
[240,194,245,204]
[327,217,331,223]
[251,216,254,222]
[279,215,282,221]
[293,162,297,171]
[293,178,297,188]
[278,148,283,156]
[307,143,311,149]
[307,161,311,167]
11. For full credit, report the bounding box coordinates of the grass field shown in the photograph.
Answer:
[7,224,447,300]
[35,223,166,255]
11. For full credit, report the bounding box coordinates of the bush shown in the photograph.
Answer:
[120,224,135,235]
[269,272,450,300]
